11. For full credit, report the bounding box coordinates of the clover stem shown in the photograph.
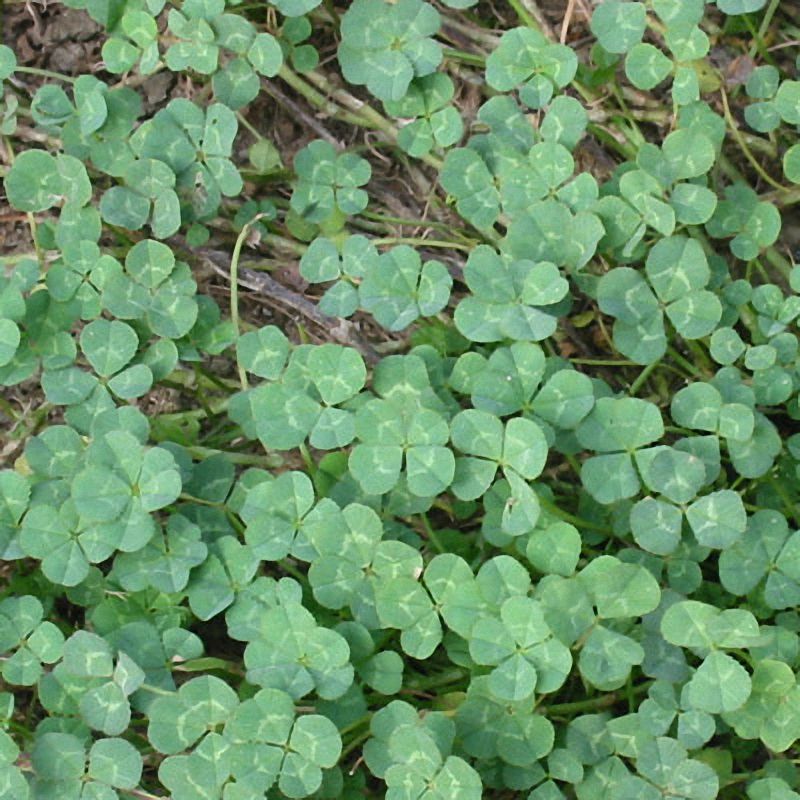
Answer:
[768,478,800,528]
[235,111,265,141]
[750,0,782,61]
[340,729,371,760]
[442,47,485,67]
[507,0,544,31]
[372,236,472,251]
[138,683,175,696]
[118,789,167,800]
[407,668,466,691]
[537,496,612,534]
[628,359,660,396]
[14,65,76,83]
[540,681,651,715]
[420,512,446,554]
[666,346,705,379]
[279,559,307,583]
[719,84,786,192]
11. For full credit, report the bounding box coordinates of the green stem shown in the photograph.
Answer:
[443,47,485,67]
[407,668,467,691]
[750,0,781,61]
[667,346,706,379]
[14,65,76,83]
[236,111,265,141]
[420,512,446,554]
[629,360,660,396]
[372,236,472,251]
[507,0,541,29]
[538,497,612,534]
[719,84,786,192]
[541,681,651,715]
[341,729,371,760]
[138,683,175,697]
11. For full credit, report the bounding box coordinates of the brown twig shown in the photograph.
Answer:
[195,248,381,365]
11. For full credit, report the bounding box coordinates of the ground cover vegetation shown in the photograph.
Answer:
[1,0,800,796]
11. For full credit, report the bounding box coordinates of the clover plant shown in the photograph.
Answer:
[2,1,800,798]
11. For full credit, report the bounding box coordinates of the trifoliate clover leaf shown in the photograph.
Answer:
[244,601,354,700]
[634,737,718,800]
[364,700,455,779]
[359,245,452,331]
[486,27,577,109]
[719,511,800,609]
[248,345,365,450]
[240,471,319,561]
[102,240,199,339]
[307,501,422,627]
[186,535,258,621]
[102,9,160,74]
[385,735,483,800]
[456,675,555,766]
[350,397,453,496]
[6,150,91,212]
[375,554,485,658]
[165,0,231,75]
[503,199,604,271]
[385,74,463,156]
[440,148,501,229]
[223,688,341,798]
[576,397,664,503]
[450,408,547,501]
[100,157,181,239]
[578,624,644,690]
[706,183,781,260]
[114,513,206,593]
[225,577,302,643]
[454,246,566,343]
[0,596,64,686]
[469,596,571,701]
[131,99,242,222]
[723,659,800,752]
[148,675,239,755]
[291,140,371,222]
[338,0,442,102]
[300,235,379,318]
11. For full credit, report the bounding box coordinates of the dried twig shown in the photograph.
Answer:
[195,248,381,365]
